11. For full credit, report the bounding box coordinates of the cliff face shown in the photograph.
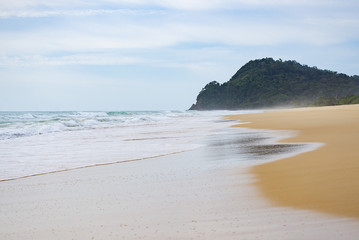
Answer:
[189,58,359,110]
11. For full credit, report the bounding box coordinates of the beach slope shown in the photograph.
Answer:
[228,104,359,218]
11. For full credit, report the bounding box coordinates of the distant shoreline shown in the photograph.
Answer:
[228,104,359,218]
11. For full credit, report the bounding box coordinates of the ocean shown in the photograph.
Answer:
[0,110,256,181]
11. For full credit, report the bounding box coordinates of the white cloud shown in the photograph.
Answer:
[0,12,356,59]
[0,0,342,9]
[0,54,141,67]
[147,0,341,10]
[0,0,350,18]
[0,8,162,18]
[0,22,183,55]
[0,0,358,69]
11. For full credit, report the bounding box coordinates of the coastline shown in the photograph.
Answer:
[1,110,359,239]
[228,104,359,218]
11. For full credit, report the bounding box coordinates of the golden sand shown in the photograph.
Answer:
[228,104,359,218]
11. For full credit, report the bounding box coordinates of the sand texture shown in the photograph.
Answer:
[228,104,359,218]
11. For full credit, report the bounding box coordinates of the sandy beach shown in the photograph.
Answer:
[1,107,359,239]
[228,104,359,218]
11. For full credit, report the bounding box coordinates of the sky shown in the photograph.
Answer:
[0,0,358,111]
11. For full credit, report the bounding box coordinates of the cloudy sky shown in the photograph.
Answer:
[1,0,358,111]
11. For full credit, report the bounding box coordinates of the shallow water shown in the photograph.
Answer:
[0,110,261,180]
[0,110,320,181]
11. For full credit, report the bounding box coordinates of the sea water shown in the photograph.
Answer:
[0,110,260,181]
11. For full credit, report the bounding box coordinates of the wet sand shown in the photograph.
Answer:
[228,104,359,218]
[1,114,359,239]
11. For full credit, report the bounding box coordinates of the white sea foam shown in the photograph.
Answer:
[0,110,263,180]
[0,111,195,140]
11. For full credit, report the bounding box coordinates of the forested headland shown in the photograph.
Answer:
[189,58,359,110]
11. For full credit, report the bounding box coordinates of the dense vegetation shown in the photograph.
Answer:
[189,58,359,110]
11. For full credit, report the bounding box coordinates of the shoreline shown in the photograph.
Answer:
[228,104,359,218]
[0,151,186,182]
[1,111,359,239]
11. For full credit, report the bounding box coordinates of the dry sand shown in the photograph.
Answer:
[228,104,359,218]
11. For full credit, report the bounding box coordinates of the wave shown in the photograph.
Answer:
[0,109,264,180]
[0,111,198,140]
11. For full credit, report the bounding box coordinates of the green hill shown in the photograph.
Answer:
[189,58,359,110]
